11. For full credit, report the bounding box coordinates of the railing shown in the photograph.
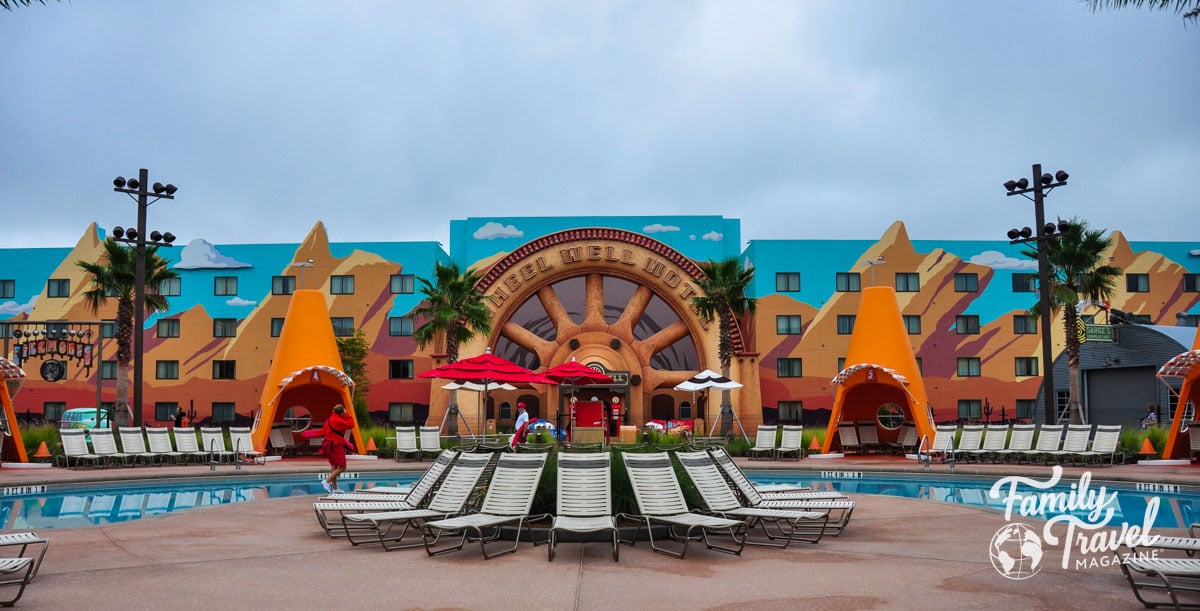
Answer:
[944,434,957,472]
[916,434,931,470]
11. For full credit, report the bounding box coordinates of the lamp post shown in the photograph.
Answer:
[291,259,315,289]
[1004,163,1069,425]
[111,168,177,426]
[862,256,886,287]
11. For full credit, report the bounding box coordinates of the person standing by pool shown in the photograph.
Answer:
[174,407,188,428]
[320,404,356,493]
[1141,405,1158,428]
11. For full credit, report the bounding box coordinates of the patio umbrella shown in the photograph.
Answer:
[418,348,551,435]
[541,358,614,435]
[674,369,744,440]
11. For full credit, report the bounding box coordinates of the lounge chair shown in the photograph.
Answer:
[546,453,618,562]
[117,427,158,465]
[0,532,49,581]
[1043,424,1091,465]
[0,557,35,607]
[991,424,1035,463]
[747,425,778,460]
[775,425,804,461]
[1024,424,1064,464]
[313,500,413,538]
[1076,425,1124,466]
[709,447,826,495]
[708,448,854,535]
[677,451,827,547]
[418,426,442,460]
[268,424,299,457]
[340,453,493,550]
[925,425,959,462]
[1189,431,1200,463]
[617,452,747,558]
[964,424,1009,463]
[394,426,419,461]
[887,422,919,455]
[228,427,266,464]
[200,427,236,463]
[144,427,186,464]
[950,425,984,462]
[836,422,863,454]
[170,427,212,464]
[89,428,133,467]
[856,420,883,453]
[322,449,458,502]
[1118,555,1200,609]
[421,453,550,559]
[56,429,102,469]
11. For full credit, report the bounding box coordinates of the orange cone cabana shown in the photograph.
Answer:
[821,286,933,454]
[1159,331,1200,460]
[251,289,362,453]
[0,358,30,463]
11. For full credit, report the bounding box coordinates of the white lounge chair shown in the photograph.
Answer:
[229,427,266,464]
[991,424,1035,463]
[0,557,35,607]
[170,427,212,464]
[708,448,854,535]
[144,427,185,464]
[856,420,883,453]
[617,452,747,559]
[0,532,49,581]
[322,449,458,502]
[200,427,236,463]
[837,422,863,454]
[418,426,442,461]
[775,425,804,461]
[951,425,984,462]
[89,428,133,467]
[747,425,778,460]
[340,453,493,550]
[56,429,102,469]
[547,453,619,562]
[1076,425,1124,466]
[1024,424,1064,464]
[677,451,827,547]
[925,425,958,462]
[394,426,420,461]
[964,424,1009,463]
[887,422,919,455]
[1043,424,1091,465]
[421,453,550,559]
[709,447,841,497]
[116,427,158,465]
[1119,555,1200,609]
[268,424,299,456]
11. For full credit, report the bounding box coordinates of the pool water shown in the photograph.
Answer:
[0,473,418,530]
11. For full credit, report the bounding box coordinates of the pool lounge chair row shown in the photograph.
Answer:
[746,425,808,461]
[923,423,1124,466]
[314,446,855,561]
[57,426,264,469]
[1118,522,1200,608]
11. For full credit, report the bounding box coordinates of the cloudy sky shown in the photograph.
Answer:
[2,1,1196,251]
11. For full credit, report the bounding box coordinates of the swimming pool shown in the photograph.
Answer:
[749,470,1200,530]
[0,472,418,530]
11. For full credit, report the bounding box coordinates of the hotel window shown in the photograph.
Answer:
[954,273,979,293]
[331,275,355,295]
[778,401,804,425]
[776,315,802,335]
[1012,273,1037,293]
[213,318,238,338]
[212,402,236,423]
[958,399,982,420]
[1126,273,1150,293]
[837,357,846,372]
[0,279,13,299]
[955,315,981,335]
[271,317,284,337]
[331,317,354,337]
[101,322,116,338]
[390,274,414,294]
[836,315,856,335]
[895,273,920,292]
[272,275,296,295]
[1015,399,1036,420]
[835,272,861,292]
[1179,314,1200,327]
[679,402,692,418]
[157,319,180,338]
[775,272,800,292]
[1132,314,1152,324]
[389,402,415,425]
[1013,315,1037,335]
[156,360,179,380]
[47,279,70,298]
[100,360,117,380]
[43,402,66,422]
[389,359,414,379]
[154,402,180,421]
[500,402,512,420]
[158,277,181,297]
[389,316,414,336]
[214,276,237,296]
[212,360,237,380]
[1185,274,1200,293]
[956,357,981,377]
[777,358,803,378]
[903,315,921,335]
[1015,357,1039,377]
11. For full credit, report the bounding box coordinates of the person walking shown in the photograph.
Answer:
[1141,405,1159,429]
[320,404,356,493]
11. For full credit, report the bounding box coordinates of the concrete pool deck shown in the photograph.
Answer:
[3,454,1199,609]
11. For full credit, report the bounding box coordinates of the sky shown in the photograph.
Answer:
[2,1,1197,251]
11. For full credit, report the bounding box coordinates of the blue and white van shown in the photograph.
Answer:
[58,407,110,430]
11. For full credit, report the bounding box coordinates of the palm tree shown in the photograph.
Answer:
[1085,0,1200,23]
[1023,218,1122,425]
[76,238,178,427]
[690,257,756,436]
[412,262,492,436]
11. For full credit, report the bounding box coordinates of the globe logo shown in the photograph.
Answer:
[989,523,1043,580]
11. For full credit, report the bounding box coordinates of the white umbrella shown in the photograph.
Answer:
[441,381,517,392]
[674,369,743,392]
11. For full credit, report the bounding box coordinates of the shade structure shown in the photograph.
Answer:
[419,349,552,434]
[441,381,518,392]
[541,358,614,386]
[0,357,29,463]
[674,369,743,392]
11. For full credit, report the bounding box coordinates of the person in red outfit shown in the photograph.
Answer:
[320,404,356,493]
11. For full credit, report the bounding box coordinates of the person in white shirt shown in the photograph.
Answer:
[514,402,530,433]
[1141,405,1158,428]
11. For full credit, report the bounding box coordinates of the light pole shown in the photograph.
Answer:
[1004,164,1069,424]
[862,256,886,287]
[291,259,315,289]
[111,168,177,426]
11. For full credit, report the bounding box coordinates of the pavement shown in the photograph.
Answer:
[2,453,1199,610]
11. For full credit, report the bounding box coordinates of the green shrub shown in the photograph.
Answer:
[1117,425,1170,462]
[20,424,61,459]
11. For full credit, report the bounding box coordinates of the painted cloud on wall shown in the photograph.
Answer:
[174,239,253,269]
[969,250,1037,270]
[643,223,680,234]
[0,295,36,316]
[473,222,524,240]
[226,297,257,307]
[701,231,723,241]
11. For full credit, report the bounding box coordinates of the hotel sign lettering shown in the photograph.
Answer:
[487,242,701,309]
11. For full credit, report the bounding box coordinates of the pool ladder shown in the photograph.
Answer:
[915,434,956,472]
[916,435,931,470]
[208,437,245,472]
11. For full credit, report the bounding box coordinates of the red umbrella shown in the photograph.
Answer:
[418,349,551,434]
[541,358,613,386]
